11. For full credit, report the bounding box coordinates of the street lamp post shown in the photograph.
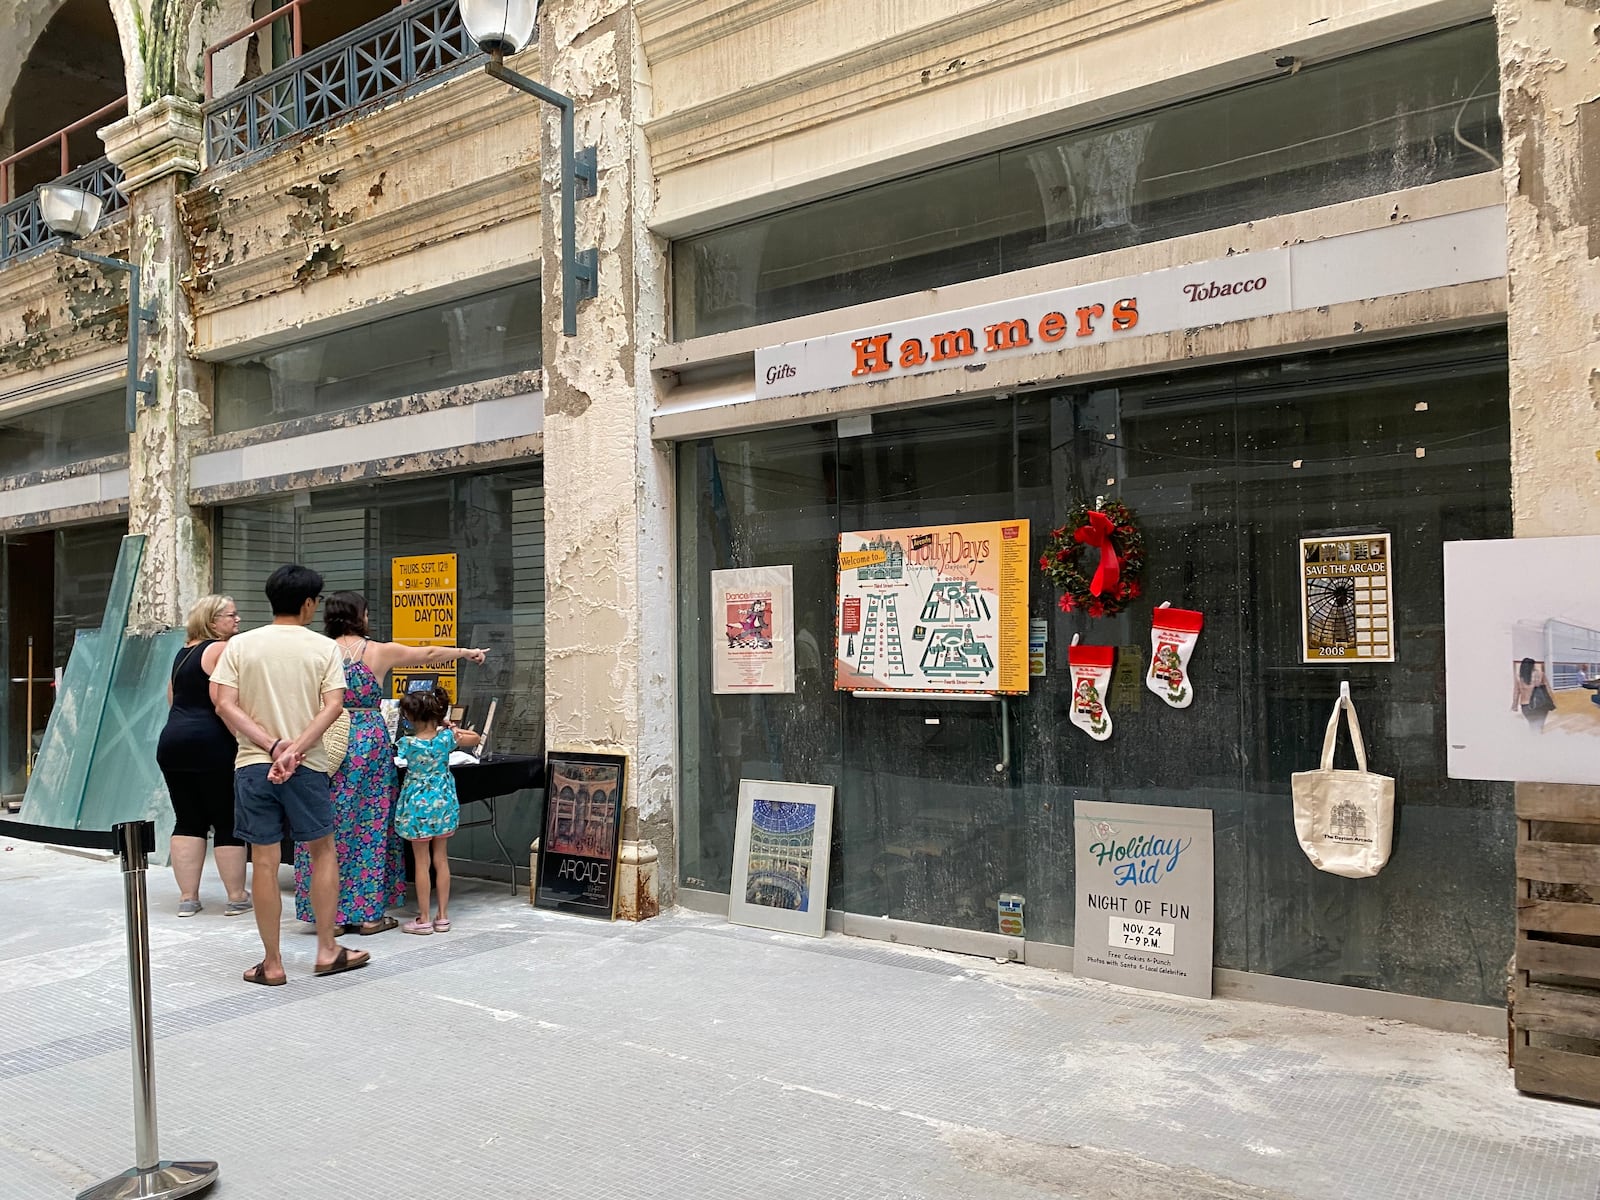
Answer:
[458,0,597,337]
[38,184,156,433]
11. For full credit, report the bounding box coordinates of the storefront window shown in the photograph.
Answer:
[0,522,126,798]
[0,389,125,476]
[672,22,1501,338]
[214,281,542,433]
[677,328,1513,1004]
[216,467,545,861]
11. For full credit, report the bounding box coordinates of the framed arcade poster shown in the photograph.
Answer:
[728,779,835,938]
[535,751,628,919]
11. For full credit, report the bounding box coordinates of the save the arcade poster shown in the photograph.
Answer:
[835,520,1030,695]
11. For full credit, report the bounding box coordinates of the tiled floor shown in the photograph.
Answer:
[2,839,1596,1199]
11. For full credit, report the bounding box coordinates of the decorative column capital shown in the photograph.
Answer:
[101,97,205,195]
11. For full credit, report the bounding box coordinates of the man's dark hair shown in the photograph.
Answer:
[324,591,370,638]
[264,564,324,616]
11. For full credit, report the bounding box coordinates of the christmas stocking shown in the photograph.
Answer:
[1147,605,1203,709]
[1068,641,1115,741]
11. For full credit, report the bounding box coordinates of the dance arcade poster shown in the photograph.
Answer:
[711,566,796,694]
[835,520,1030,695]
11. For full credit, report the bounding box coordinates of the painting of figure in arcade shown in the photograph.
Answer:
[743,799,818,912]
[547,762,622,859]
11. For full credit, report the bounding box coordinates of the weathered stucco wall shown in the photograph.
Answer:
[540,0,676,886]
[183,68,544,356]
[0,224,131,385]
[102,97,211,627]
[1499,1,1600,886]
[1500,0,1600,538]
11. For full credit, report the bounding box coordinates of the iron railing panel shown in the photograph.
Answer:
[204,0,493,169]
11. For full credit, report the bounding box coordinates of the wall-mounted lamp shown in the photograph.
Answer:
[458,0,598,336]
[39,184,156,432]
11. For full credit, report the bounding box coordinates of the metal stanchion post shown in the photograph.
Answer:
[77,822,219,1200]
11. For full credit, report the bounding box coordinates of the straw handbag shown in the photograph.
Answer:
[322,709,351,775]
[1290,682,1395,878]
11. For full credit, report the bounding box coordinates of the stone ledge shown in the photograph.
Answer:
[194,369,544,452]
[102,98,204,194]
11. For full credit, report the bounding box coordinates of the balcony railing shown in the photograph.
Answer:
[0,97,127,205]
[0,157,126,266]
[203,0,485,168]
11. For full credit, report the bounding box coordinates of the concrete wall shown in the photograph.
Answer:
[1498,0,1600,902]
[183,64,544,358]
[538,0,677,885]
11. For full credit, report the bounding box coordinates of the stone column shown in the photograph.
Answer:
[100,97,212,627]
[1499,0,1600,1073]
[538,3,676,904]
[1500,4,1600,537]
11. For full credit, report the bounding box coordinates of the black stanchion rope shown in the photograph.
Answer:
[0,818,152,855]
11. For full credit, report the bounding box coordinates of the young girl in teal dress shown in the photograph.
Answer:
[396,688,480,935]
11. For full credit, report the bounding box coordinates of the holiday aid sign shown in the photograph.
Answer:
[1074,801,1215,1000]
[836,520,1030,695]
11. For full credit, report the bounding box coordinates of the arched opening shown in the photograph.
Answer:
[1,0,126,202]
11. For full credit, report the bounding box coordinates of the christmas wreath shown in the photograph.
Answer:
[1039,500,1145,618]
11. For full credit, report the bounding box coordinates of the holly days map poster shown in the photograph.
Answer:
[835,520,1030,695]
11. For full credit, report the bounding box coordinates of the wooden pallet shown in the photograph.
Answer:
[1514,789,1600,1105]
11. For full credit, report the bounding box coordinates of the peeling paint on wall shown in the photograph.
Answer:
[1499,1,1600,539]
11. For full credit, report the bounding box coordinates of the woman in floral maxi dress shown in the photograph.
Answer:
[294,593,488,934]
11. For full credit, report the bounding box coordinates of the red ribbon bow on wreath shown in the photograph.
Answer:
[1073,509,1121,597]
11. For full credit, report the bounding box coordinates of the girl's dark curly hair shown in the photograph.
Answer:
[399,686,449,725]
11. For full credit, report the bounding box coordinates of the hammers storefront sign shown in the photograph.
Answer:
[753,207,1506,400]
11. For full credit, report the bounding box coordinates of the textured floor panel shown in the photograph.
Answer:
[1,841,1595,1199]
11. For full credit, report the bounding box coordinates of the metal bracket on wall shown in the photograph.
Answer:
[133,301,157,411]
[995,697,1011,775]
[572,247,599,302]
[574,145,598,199]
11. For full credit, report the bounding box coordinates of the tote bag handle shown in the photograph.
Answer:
[1319,680,1369,773]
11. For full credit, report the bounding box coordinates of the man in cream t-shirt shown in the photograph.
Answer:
[211,564,369,985]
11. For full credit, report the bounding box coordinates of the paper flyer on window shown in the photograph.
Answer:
[1299,533,1395,664]
[711,566,796,695]
[835,519,1030,695]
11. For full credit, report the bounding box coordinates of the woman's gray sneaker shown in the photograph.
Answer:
[177,900,203,917]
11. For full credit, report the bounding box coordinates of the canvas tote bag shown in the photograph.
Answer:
[1290,682,1395,878]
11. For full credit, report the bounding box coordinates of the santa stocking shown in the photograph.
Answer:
[1147,604,1203,709]
[1068,640,1115,741]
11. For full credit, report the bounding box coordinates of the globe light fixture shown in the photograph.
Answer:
[39,183,106,240]
[459,0,539,57]
[37,183,156,431]
[455,0,597,336]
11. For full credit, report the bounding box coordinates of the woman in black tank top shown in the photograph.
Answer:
[156,595,248,917]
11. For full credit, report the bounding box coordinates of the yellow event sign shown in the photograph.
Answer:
[839,549,888,572]
[835,520,1030,695]
[391,553,458,700]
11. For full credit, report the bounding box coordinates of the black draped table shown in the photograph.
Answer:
[400,751,545,891]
